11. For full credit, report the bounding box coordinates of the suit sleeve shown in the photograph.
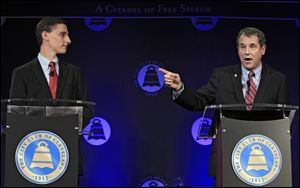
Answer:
[76,68,93,128]
[76,68,89,101]
[277,75,290,104]
[9,68,27,99]
[174,69,218,111]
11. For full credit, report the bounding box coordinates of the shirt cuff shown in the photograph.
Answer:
[172,84,184,100]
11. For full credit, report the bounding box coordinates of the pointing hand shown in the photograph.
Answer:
[159,68,183,91]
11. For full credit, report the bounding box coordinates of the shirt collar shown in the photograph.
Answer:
[241,63,262,81]
[38,53,58,70]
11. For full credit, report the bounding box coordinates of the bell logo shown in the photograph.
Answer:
[15,131,69,184]
[134,60,165,96]
[191,117,213,146]
[138,176,168,187]
[83,117,111,146]
[84,17,112,31]
[191,16,218,31]
[232,134,282,186]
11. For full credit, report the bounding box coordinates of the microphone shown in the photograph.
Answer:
[49,71,55,77]
[247,80,250,88]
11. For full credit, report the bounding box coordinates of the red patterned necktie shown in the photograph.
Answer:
[245,71,256,110]
[49,61,58,99]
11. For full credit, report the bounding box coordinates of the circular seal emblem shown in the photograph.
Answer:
[84,17,112,31]
[83,117,111,146]
[134,60,165,96]
[15,131,69,184]
[191,16,218,31]
[232,134,282,186]
[138,176,168,187]
[191,117,213,146]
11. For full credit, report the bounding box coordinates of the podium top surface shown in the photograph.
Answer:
[1,98,95,107]
[205,103,299,110]
[197,103,299,139]
[1,99,95,133]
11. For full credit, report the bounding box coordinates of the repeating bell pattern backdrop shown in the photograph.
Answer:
[1,2,299,187]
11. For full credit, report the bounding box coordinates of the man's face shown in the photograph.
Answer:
[238,34,266,70]
[42,23,71,54]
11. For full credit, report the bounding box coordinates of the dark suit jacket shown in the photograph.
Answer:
[9,58,92,176]
[174,64,290,177]
[9,58,89,101]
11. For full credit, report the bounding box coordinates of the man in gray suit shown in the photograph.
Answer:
[159,27,289,180]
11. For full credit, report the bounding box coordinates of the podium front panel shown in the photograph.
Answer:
[4,113,79,187]
[220,117,292,187]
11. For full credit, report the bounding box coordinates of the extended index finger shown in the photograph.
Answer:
[158,68,170,74]
[159,68,177,76]
[159,68,178,78]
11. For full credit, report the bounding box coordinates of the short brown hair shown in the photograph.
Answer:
[236,27,266,47]
[35,17,67,45]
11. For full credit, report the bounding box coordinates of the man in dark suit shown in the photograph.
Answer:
[9,17,91,179]
[9,17,88,101]
[159,27,289,182]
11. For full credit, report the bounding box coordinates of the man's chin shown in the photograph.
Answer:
[243,63,255,70]
[57,50,67,54]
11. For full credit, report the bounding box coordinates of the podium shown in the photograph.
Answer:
[1,99,95,187]
[198,103,299,187]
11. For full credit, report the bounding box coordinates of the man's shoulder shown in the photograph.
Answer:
[213,64,239,74]
[263,64,287,79]
[13,58,38,72]
[60,60,82,71]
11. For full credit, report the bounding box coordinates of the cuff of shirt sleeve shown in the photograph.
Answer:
[172,84,184,100]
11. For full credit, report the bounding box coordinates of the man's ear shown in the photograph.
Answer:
[261,44,267,55]
[41,31,49,41]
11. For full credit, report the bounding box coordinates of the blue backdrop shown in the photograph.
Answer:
[1,1,299,187]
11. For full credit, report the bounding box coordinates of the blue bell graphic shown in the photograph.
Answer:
[142,65,161,87]
[88,119,106,140]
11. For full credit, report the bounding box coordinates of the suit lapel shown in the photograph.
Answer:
[30,59,52,98]
[231,65,245,103]
[56,61,70,99]
[254,65,270,103]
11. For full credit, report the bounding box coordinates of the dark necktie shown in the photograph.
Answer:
[49,61,58,99]
[245,71,256,110]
